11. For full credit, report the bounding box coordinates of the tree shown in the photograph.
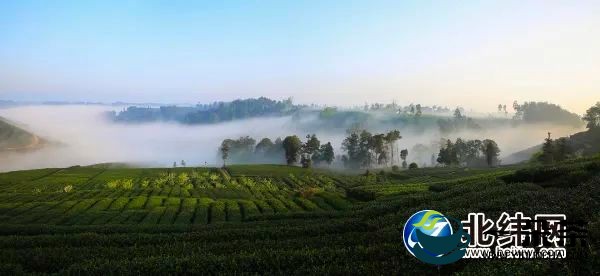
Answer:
[415,104,422,117]
[437,139,458,166]
[220,139,232,166]
[400,149,408,168]
[255,138,274,155]
[583,102,600,130]
[173,161,177,168]
[358,130,373,168]
[319,142,335,165]
[384,130,401,165]
[371,134,386,165]
[180,160,186,167]
[540,132,555,164]
[453,108,463,119]
[482,139,500,167]
[342,132,360,169]
[408,162,418,169]
[498,104,503,112]
[304,134,321,161]
[282,135,302,165]
[554,137,571,162]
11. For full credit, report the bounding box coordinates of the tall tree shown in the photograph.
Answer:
[371,134,386,165]
[454,108,463,119]
[342,132,360,169]
[415,104,422,117]
[358,130,373,168]
[319,142,335,165]
[540,132,555,164]
[482,139,500,167]
[220,139,232,166]
[437,139,458,166]
[583,102,600,130]
[282,135,302,165]
[304,134,321,161]
[400,149,408,168]
[384,130,401,165]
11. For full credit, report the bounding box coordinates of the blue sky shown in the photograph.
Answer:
[1,0,599,113]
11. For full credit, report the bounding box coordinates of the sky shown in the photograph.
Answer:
[0,0,599,113]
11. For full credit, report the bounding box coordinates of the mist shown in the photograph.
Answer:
[0,105,584,172]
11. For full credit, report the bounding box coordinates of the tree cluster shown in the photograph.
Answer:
[437,108,481,133]
[512,101,583,127]
[219,134,334,168]
[437,138,500,167]
[536,133,573,164]
[341,129,402,169]
[113,97,298,124]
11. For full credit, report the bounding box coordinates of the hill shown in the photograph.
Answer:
[109,97,299,124]
[0,159,597,274]
[0,117,42,151]
[504,128,600,164]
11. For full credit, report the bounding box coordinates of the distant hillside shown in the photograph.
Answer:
[503,144,543,164]
[109,97,300,124]
[504,128,600,164]
[515,101,583,127]
[0,117,42,151]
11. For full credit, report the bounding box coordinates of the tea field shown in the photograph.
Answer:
[0,158,598,274]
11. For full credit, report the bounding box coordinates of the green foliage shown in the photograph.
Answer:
[583,102,600,130]
[0,158,598,274]
[282,135,302,165]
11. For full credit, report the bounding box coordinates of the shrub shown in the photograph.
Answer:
[391,165,400,172]
[63,185,73,193]
[408,163,419,169]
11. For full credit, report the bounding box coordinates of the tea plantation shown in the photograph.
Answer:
[0,158,598,274]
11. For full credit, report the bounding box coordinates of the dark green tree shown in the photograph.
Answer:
[384,130,401,165]
[318,142,335,165]
[482,139,500,167]
[220,139,232,166]
[583,102,600,130]
[400,149,408,168]
[282,135,302,165]
[540,132,555,164]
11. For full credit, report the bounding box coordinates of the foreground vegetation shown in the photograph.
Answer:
[0,157,598,274]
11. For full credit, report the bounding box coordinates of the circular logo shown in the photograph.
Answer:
[403,210,453,257]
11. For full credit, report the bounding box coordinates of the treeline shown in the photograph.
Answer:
[533,102,600,163]
[436,138,500,167]
[512,101,583,127]
[110,97,298,124]
[340,130,406,169]
[437,108,481,133]
[219,135,334,168]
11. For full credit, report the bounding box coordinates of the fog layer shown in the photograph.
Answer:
[0,105,584,172]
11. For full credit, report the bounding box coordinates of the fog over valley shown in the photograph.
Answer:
[0,104,584,172]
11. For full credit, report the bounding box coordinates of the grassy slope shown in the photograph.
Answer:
[0,159,598,274]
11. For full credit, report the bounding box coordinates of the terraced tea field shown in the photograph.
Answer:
[0,159,598,274]
[0,165,354,225]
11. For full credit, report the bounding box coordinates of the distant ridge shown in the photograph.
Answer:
[0,117,43,151]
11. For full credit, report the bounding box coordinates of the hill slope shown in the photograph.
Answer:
[0,117,42,151]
